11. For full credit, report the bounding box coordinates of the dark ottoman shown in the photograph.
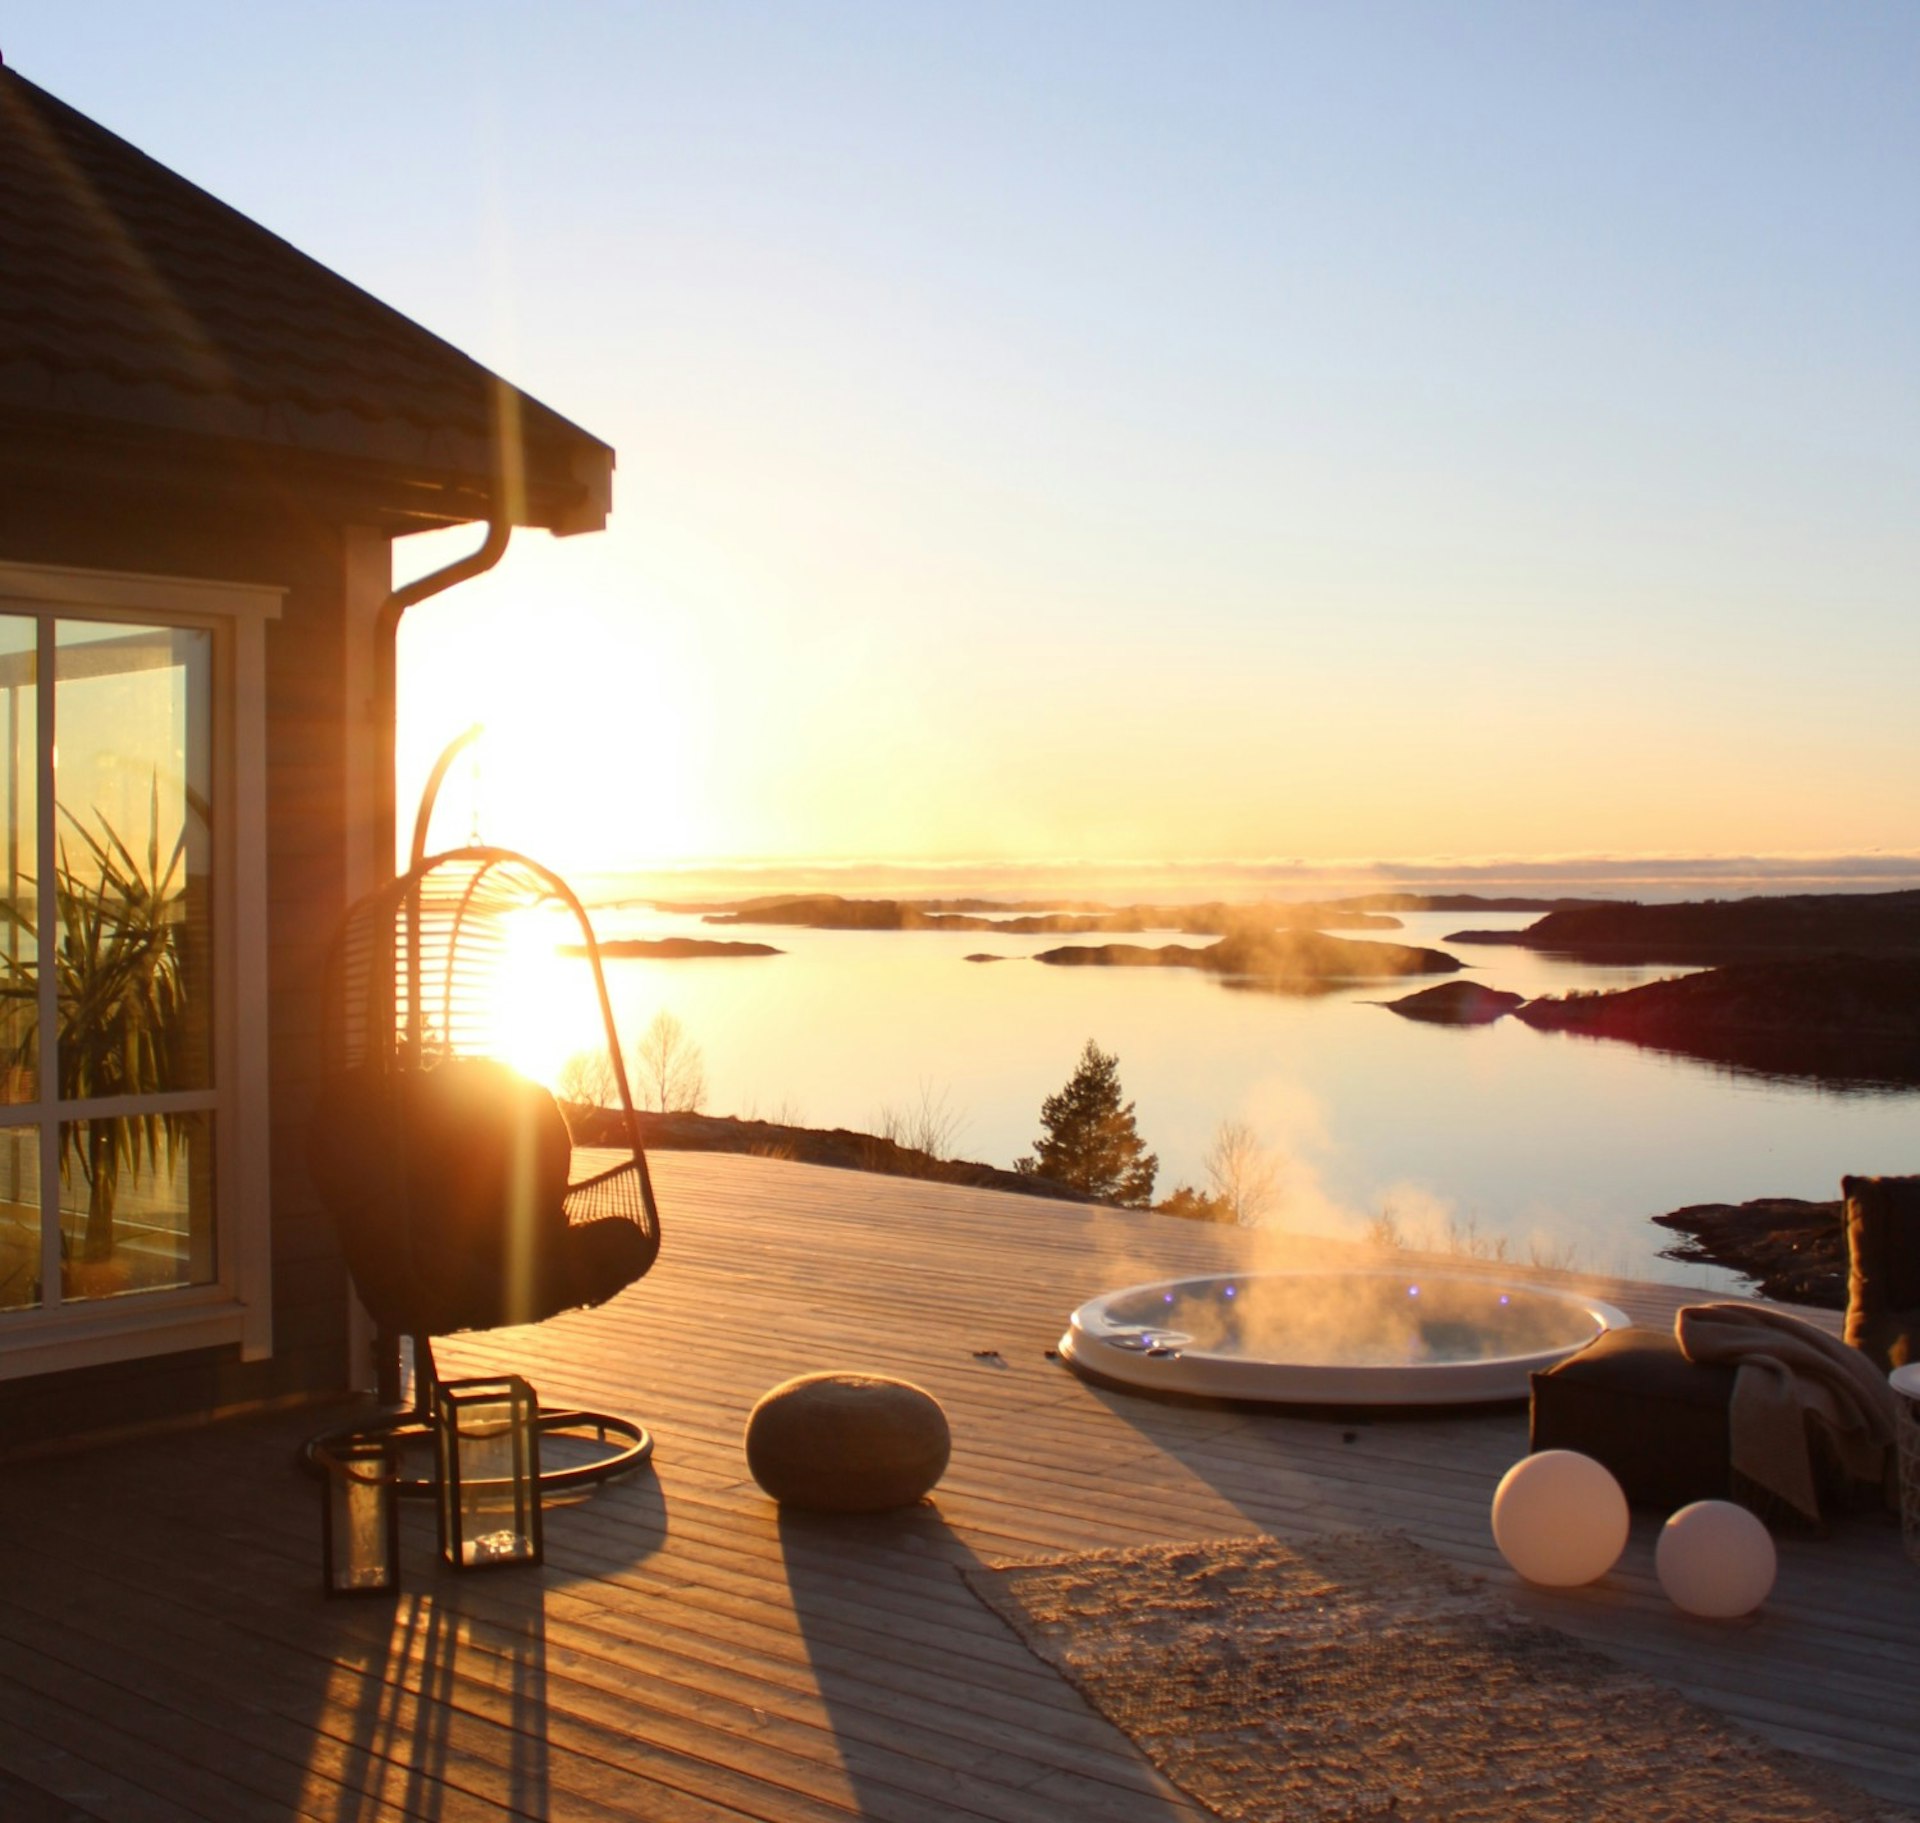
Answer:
[1529,1327,1737,1511]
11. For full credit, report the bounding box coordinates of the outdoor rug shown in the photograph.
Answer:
[963,1531,1912,1823]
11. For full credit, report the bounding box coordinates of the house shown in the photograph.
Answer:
[0,56,613,1449]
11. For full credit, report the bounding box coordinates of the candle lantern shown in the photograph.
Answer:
[433,1375,544,1570]
[318,1436,402,1598]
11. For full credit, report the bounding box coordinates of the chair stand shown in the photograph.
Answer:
[307,1334,653,1497]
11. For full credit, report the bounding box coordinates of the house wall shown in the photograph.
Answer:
[0,477,385,1451]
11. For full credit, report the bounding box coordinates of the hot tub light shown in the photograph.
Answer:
[1223,1285,1236,1298]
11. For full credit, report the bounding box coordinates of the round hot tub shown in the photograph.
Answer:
[1061,1270,1629,1406]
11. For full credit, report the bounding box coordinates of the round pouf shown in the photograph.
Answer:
[1491,1449,1630,1587]
[1656,1500,1776,1618]
[746,1372,951,1513]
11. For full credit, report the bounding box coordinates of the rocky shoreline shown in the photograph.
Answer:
[572,1106,1101,1203]
[1651,1197,1846,1307]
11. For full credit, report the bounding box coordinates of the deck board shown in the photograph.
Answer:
[2,1151,1915,1820]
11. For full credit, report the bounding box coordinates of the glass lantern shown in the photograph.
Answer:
[433,1375,544,1570]
[319,1436,401,1598]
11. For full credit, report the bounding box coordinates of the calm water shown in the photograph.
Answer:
[523,903,1917,1293]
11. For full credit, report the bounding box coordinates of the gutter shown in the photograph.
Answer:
[373,518,511,875]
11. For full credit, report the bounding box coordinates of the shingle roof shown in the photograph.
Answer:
[0,62,612,533]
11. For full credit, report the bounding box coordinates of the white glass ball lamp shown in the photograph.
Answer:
[1656,1500,1776,1618]
[1490,1450,1630,1586]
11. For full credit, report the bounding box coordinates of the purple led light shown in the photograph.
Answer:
[1224,1285,1236,1298]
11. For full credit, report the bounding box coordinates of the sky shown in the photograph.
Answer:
[10,4,1918,882]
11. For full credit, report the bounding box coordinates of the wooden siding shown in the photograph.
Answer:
[0,1151,1912,1821]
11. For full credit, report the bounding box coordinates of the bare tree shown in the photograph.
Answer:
[1203,1118,1281,1227]
[874,1081,966,1160]
[557,1046,620,1113]
[631,1010,707,1113]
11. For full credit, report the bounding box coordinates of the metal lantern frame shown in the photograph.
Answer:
[434,1373,544,1571]
[317,1435,403,1597]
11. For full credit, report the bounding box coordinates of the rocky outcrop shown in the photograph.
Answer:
[1652,1198,1846,1307]
[1385,981,1526,1024]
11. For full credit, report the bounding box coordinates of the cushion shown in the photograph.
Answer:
[1529,1328,1737,1511]
[746,1372,950,1512]
[1842,1174,1920,1371]
[310,1060,580,1332]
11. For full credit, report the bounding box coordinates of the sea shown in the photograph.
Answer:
[488,865,1920,1297]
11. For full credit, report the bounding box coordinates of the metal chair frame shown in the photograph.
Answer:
[308,832,661,1497]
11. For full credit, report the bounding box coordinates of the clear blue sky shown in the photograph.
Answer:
[11,4,1917,873]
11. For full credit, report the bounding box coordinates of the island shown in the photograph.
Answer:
[1034,929,1461,986]
[1384,981,1526,1024]
[679,892,1401,934]
[562,938,782,960]
[1448,887,1920,967]
[1515,955,1920,1087]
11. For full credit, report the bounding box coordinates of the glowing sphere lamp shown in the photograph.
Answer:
[1656,1500,1776,1618]
[1491,1450,1629,1586]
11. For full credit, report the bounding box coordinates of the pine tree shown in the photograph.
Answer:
[1016,1040,1158,1207]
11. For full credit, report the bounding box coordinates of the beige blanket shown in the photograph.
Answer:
[1676,1302,1898,1523]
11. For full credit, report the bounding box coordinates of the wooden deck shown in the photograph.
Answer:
[2,1152,1915,1821]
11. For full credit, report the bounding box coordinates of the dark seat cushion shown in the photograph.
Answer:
[1529,1327,1737,1511]
[1842,1173,1920,1371]
[310,1060,625,1333]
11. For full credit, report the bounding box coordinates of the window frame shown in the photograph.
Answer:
[0,559,279,1381]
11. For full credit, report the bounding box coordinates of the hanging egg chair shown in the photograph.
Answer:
[307,733,660,1492]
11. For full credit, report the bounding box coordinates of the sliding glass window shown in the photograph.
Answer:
[0,614,218,1312]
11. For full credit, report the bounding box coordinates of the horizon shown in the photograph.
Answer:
[567,849,1920,908]
[9,6,1917,879]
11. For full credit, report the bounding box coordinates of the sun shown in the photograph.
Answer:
[397,582,711,875]
[486,906,608,1093]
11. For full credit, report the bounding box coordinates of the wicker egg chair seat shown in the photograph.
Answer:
[307,845,661,1492]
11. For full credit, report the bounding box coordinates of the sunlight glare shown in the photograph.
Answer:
[489,907,605,1093]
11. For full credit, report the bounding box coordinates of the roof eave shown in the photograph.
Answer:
[0,401,614,535]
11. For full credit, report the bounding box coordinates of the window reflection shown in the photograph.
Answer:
[0,1126,38,1310]
[60,1114,214,1300]
[0,614,220,1312]
[0,615,36,1105]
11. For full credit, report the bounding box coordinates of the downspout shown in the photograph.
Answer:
[364,516,508,1401]
[372,517,511,879]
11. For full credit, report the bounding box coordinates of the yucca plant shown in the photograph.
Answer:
[0,781,194,1266]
